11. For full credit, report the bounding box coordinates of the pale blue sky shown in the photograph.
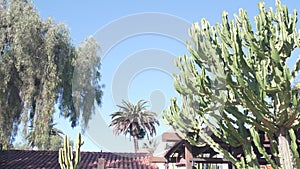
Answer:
[30,0,300,152]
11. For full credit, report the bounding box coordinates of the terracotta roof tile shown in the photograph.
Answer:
[0,150,158,169]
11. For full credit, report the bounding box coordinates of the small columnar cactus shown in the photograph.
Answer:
[58,133,84,169]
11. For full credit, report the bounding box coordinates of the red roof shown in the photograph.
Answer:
[0,150,158,169]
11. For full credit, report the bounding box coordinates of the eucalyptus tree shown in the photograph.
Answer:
[0,0,103,149]
[164,1,300,168]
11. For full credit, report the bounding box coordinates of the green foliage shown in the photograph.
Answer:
[58,133,84,169]
[26,122,64,150]
[142,138,159,154]
[0,0,103,149]
[72,37,104,129]
[164,0,300,168]
[110,100,159,152]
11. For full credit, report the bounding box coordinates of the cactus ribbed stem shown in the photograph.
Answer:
[58,133,84,169]
[278,129,293,169]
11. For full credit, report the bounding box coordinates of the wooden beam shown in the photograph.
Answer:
[190,158,230,163]
[162,132,181,142]
[185,140,193,169]
[149,156,167,163]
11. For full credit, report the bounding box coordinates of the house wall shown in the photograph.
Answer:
[155,163,185,169]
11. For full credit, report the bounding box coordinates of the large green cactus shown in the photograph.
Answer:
[163,0,300,168]
[58,133,84,169]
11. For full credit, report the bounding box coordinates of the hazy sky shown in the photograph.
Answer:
[31,0,300,152]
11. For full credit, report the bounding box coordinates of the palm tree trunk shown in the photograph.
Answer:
[133,136,139,153]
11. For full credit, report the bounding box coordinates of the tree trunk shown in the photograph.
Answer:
[278,128,295,169]
[133,136,139,153]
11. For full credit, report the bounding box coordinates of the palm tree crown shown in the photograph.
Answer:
[109,100,159,152]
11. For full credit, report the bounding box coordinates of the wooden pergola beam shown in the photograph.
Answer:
[190,157,230,163]
[149,156,167,163]
[185,140,193,169]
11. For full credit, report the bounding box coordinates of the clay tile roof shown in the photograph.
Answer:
[0,150,158,169]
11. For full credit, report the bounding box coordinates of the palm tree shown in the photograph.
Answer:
[109,100,159,153]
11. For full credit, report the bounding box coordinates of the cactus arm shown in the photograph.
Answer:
[242,143,260,168]
[250,127,279,169]
[59,149,66,169]
[58,133,84,169]
[189,126,241,168]
[291,55,300,81]
[288,129,300,168]
[74,133,84,169]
